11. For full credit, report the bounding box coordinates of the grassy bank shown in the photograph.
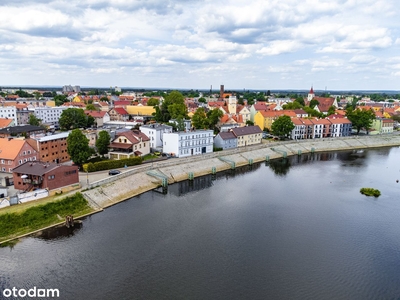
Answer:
[0,193,93,243]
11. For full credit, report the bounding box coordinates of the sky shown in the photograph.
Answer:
[0,0,399,91]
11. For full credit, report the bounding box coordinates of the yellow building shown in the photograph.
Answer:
[125,105,156,116]
[254,110,297,131]
[231,126,263,147]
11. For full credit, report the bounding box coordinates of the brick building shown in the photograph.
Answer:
[12,161,79,192]
[27,132,70,163]
[0,138,38,173]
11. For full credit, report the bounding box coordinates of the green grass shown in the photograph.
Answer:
[142,154,159,161]
[360,187,381,197]
[0,193,93,242]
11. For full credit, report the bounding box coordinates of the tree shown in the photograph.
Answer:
[154,90,187,122]
[28,114,41,126]
[309,99,320,109]
[271,115,295,138]
[246,120,254,126]
[147,98,159,106]
[346,107,376,134]
[266,90,271,96]
[283,101,303,110]
[54,94,68,106]
[295,97,305,106]
[86,104,97,111]
[59,108,92,130]
[206,108,223,131]
[191,107,208,129]
[96,130,111,156]
[327,106,336,116]
[198,97,206,103]
[67,129,91,166]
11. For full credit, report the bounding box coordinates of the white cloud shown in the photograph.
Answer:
[0,0,399,90]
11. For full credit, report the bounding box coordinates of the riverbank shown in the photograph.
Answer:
[82,134,400,209]
[1,134,399,245]
[0,193,94,244]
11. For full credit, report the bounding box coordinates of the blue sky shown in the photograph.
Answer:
[0,0,399,91]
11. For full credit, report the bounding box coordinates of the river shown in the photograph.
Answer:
[1,147,400,300]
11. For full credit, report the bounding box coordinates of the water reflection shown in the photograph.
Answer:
[268,158,291,176]
[33,222,83,241]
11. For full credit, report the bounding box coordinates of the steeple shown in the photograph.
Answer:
[308,86,315,102]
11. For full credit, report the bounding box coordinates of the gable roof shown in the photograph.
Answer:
[113,107,129,115]
[0,118,13,128]
[231,125,262,136]
[114,130,150,144]
[217,131,236,140]
[0,125,44,135]
[85,110,107,118]
[0,138,28,160]
[12,161,76,176]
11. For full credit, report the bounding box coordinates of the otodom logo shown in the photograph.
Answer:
[2,287,60,298]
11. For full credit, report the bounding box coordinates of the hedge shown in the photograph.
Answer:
[83,157,143,172]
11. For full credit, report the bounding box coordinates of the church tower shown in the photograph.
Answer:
[307,86,315,102]
[228,95,237,114]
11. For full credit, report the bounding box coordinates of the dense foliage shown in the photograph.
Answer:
[0,193,91,241]
[83,157,142,172]
[271,115,295,138]
[153,90,187,122]
[360,188,381,197]
[345,107,376,134]
[96,130,111,156]
[59,108,94,130]
[67,129,92,166]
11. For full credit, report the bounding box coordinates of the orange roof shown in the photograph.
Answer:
[0,138,26,160]
[310,118,332,125]
[328,117,351,124]
[291,117,305,126]
[0,118,13,128]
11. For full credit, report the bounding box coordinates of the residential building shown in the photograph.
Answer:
[0,138,38,173]
[16,104,31,125]
[328,118,352,137]
[109,130,150,160]
[163,129,213,158]
[85,110,110,127]
[32,106,68,127]
[371,118,394,134]
[169,119,192,131]
[12,161,79,192]
[139,123,173,150]
[310,118,332,138]
[0,105,17,125]
[63,85,80,93]
[214,131,237,150]
[108,107,129,122]
[290,117,307,140]
[0,118,14,129]
[231,126,263,147]
[27,132,70,163]
[0,125,45,138]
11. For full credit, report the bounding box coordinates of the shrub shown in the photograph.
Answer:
[83,157,143,172]
[360,187,381,197]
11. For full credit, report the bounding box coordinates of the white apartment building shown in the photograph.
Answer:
[32,106,68,127]
[139,123,173,150]
[0,106,18,125]
[162,129,213,158]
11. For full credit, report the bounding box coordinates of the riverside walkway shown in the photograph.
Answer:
[82,134,400,209]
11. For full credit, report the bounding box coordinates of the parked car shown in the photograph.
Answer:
[109,170,121,176]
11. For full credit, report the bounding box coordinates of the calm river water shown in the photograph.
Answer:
[1,147,400,300]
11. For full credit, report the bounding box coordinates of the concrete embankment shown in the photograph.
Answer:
[82,134,400,209]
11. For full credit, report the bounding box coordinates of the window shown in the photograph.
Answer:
[0,160,4,164]
[48,175,55,180]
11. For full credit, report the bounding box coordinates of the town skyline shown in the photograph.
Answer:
[0,0,399,90]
